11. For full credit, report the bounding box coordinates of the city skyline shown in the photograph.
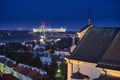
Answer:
[0,0,120,30]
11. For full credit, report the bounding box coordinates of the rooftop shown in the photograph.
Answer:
[0,74,19,80]
[0,56,47,80]
[97,31,120,70]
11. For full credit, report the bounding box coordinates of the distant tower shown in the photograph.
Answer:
[88,9,91,25]
[41,22,45,37]
[40,22,46,44]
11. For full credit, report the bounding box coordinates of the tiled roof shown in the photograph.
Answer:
[0,56,47,79]
[0,57,7,63]
[14,63,47,79]
[0,56,17,68]
[27,69,42,80]
[6,60,17,67]
[69,27,119,63]
[14,65,25,72]
[0,74,19,80]
[21,66,32,75]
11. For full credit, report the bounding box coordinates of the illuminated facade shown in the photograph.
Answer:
[33,22,66,33]
[33,27,66,33]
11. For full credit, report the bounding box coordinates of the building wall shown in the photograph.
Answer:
[98,68,120,77]
[66,59,120,80]
[66,59,101,80]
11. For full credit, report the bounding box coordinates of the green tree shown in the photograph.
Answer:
[27,56,42,68]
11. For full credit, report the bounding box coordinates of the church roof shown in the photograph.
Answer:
[97,31,120,70]
[69,27,120,71]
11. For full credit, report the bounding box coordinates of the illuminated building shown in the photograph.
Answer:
[33,22,66,33]
[33,22,66,43]
[66,26,120,80]
[33,27,66,33]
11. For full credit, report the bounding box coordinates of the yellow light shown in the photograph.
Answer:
[57,69,61,72]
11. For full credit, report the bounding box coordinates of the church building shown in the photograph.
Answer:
[66,25,120,80]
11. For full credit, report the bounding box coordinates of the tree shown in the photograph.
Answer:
[6,42,24,52]
[49,60,58,80]
[59,61,67,80]
[27,56,42,68]
[56,37,72,49]
[45,44,55,54]
[42,58,58,80]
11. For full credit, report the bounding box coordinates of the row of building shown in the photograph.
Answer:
[0,55,47,80]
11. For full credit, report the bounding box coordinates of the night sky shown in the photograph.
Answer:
[0,0,120,30]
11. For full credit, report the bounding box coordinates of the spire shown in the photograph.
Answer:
[88,9,91,25]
